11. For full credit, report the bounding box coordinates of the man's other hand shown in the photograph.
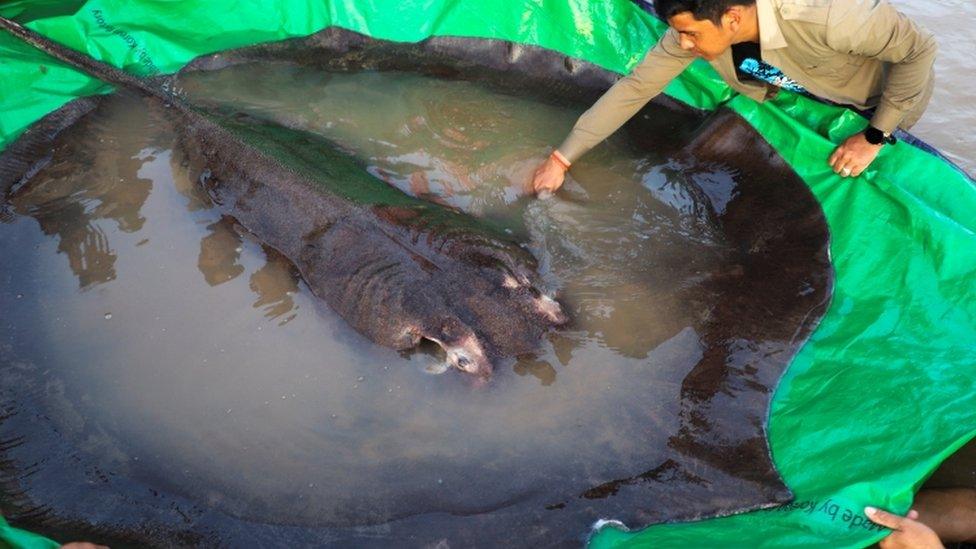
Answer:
[531,155,568,195]
[865,506,944,549]
[829,132,883,178]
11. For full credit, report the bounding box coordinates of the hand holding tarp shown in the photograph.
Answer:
[865,506,944,549]
[829,132,883,178]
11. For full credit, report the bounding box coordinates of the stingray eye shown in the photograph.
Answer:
[456,356,472,369]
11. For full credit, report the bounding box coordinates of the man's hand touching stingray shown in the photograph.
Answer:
[531,152,570,195]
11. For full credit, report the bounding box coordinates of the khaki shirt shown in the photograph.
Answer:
[557,0,936,163]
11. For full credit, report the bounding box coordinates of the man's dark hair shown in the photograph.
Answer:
[654,0,756,25]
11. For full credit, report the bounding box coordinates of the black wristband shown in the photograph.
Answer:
[864,126,896,145]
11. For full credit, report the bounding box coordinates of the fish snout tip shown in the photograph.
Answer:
[448,346,493,379]
[426,323,493,379]
[536,293,569,325]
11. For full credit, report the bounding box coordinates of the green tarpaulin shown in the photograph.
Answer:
[0,0,973,547]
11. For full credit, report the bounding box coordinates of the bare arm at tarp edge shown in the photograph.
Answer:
[531,28,694,195]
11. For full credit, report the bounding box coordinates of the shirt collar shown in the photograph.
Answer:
[756,0,788,51]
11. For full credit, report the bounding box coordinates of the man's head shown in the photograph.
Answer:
[655,0,757,60]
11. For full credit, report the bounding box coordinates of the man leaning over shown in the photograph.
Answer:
[532,0,936,192]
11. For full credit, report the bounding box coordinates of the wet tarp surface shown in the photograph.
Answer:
[0,1,974,548]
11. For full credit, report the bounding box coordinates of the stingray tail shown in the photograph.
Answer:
[0,15,170,103]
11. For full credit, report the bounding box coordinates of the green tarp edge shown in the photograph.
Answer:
[0,516,57,549]
[0,1,973,547]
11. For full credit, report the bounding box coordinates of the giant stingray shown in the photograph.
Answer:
[0,16,833,549]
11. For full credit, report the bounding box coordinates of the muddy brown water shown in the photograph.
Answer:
[0,54,832,546]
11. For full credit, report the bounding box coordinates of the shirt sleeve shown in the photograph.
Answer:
[826,0,937,134]
[556,28,695,164]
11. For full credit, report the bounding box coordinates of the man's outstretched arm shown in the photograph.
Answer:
[533,28,695,194]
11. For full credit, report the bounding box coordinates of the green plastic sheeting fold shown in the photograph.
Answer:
[0,516,57,549]
[1,1,973,547]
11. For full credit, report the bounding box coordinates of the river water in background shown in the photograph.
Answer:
[892,0,975,177]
